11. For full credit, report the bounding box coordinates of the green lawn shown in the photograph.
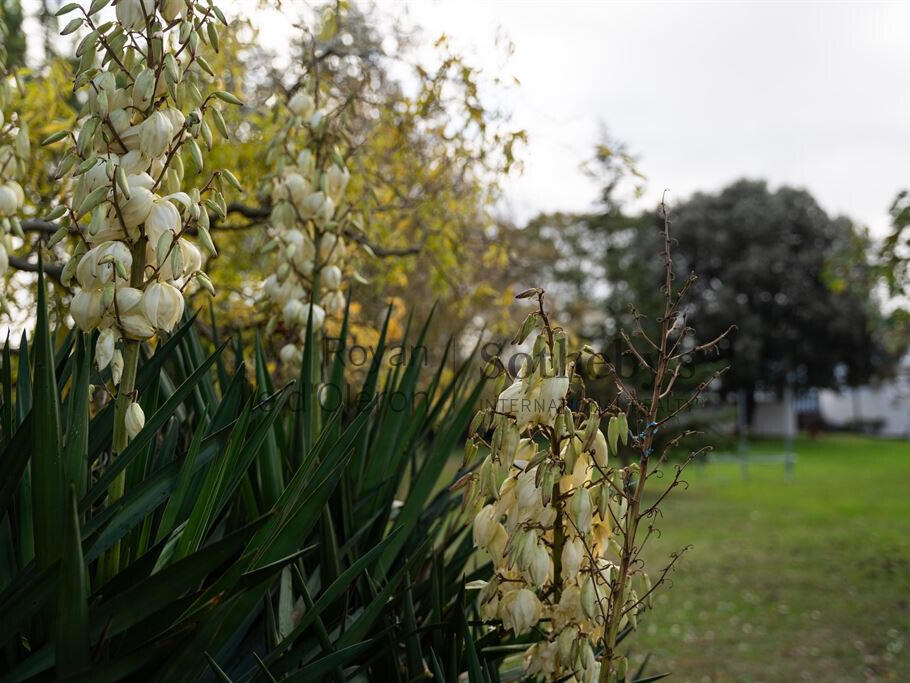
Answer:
[630,434,910,682]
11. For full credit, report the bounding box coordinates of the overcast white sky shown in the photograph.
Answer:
[22,0,910,234]
[399,0,910,235]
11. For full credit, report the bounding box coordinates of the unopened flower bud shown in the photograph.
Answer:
[562,536,584,579]
[580,574,599,621]
[111,348,124,385]
[95,328,116,371]
[569,486,593,534]
[592,428,608,468]
[124,401,145,440]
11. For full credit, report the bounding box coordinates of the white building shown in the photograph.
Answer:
[751,356,910,439]
[817,363,910,438]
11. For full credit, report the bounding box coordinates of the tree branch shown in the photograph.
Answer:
[8,255,64,282]
[14,200,428,280]
[223,201,428,257]
[21,219,57,234]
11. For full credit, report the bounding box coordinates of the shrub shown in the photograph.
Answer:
[0,271,490,680]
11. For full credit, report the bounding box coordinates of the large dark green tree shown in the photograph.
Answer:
[512,170,895,415]
[658,180,889,394]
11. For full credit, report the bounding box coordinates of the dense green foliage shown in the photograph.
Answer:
[0,271,503,680]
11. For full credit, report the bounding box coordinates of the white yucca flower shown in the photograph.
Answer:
[116,0,155,31]
[39,1,240,556]
[262,90,359,363]
[95,328,116,371]
[139,111,174,159]
[0,185,18,216]
[124,401,145,440]
[462,301,641,681]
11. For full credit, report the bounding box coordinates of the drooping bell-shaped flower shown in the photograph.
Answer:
[288,91,315,119]
[569,486,593,535]
[139,111,174,159]
[580,574,599,621]
[142,281,185,332]
[499,589,542,636]
[320,265,342,290]
[0,186,15,216]
[71,289,104,331]
[282,173,309,204]
[119,310,156,340]
[145,197,181,243]
[561,537,584,579]
[279,343,299,364]
[530,374,569,427]
[76,241,133,289]
[527,543,551,587]
[114,286,144,313]
[325,164,350,203]
[298,303,326,334]
[473,504,499,548]
[300,191,325,219]
[161,0,184,22]
[120,176,156,228]
[116,0,155,31]
[322,289,345,314]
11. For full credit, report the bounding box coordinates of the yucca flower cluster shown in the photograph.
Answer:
[0,14,30,280]
[460,290,647,683]
[42,0,241,441]
[260,87,352,364]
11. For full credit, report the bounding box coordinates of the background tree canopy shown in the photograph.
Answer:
[5,0,525,359]
[509,155,900,417]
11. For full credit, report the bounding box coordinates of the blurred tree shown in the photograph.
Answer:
[0,0,26,69]
[5,1,525,362]
[224,2,526,350]
[35,0,58,61]
[514,168,895,421]
[879,189,910,298]
[660,180,890,397]
[505,135,648,341]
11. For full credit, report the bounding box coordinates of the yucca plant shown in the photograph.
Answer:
[0,268,493,681]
